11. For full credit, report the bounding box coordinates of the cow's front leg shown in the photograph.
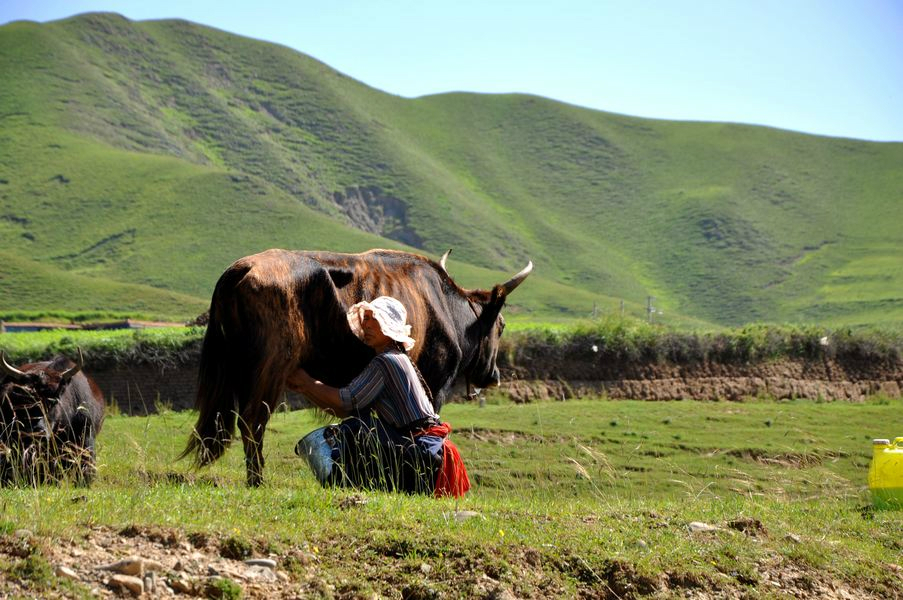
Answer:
[74,441,97,486]
[21,444,41,486]
[67,421,97,486]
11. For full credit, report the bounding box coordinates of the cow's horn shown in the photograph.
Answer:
[0,352,27,381]
[499,260,533,296]
[439,248,452,272]
[60,347,84,382]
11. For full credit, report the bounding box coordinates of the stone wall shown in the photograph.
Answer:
[86,352,902,416]
[498,354,902,403]
[89,360,309,416]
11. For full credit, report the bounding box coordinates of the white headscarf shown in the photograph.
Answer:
[346,296,416,351]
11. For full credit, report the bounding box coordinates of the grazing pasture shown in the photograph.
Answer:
[0,396,900,598]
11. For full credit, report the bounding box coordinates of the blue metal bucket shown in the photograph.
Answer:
[295,425,339,485]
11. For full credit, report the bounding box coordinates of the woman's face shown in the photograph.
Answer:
[360,309,393,351]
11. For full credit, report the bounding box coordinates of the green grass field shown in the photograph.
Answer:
[2,13,901,329]
[1,397,901,597]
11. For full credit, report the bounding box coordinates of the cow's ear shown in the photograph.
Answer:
[478,286,506,324]
[55,378,74,397]
[327,268,354,289]
[490,283,512,308]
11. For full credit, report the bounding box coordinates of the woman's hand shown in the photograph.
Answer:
[288,368,316,393]
[287,368,347,417]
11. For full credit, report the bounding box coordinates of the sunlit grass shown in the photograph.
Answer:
[1,397,900,597]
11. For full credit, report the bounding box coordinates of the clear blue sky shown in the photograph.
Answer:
[3,0,902,141]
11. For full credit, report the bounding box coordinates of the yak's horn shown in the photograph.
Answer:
[499,261,533,296]
[439,248,452,272]
[0,352,27,382]
[60,347,84,382]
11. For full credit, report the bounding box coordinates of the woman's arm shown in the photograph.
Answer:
[286,368,349,417]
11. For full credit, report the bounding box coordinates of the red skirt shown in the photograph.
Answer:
[414,422,470,498]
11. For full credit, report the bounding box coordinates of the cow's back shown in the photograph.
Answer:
[217,249,373,387]
[297,250,459,355]
[224,248,463,392]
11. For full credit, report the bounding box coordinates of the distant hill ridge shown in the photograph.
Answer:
[1,12,900,327]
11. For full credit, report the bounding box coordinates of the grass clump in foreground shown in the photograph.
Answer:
[0,396,901,597]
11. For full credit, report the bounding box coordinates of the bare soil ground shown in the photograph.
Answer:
[2,522,899,599]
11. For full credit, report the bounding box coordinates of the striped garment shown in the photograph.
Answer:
[339,349,439,428]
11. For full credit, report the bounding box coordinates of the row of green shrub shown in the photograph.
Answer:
[0,327,204,367]
[0,316,900,367]
[0,310,190,324]
[501,316,902,365]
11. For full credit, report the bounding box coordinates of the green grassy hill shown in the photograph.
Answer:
[1,13,901,327]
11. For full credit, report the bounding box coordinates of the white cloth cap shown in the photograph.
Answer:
[347,296,416,351]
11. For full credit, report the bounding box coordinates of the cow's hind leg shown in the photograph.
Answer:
[232,263,304,486]
[238,400,274,487]
[236,358,288,487]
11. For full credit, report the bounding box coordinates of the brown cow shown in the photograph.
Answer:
[182,248,531,486]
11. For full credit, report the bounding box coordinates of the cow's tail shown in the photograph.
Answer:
[179,267,246,467]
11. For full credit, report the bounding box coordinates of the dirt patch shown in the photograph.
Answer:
[750,556,895,600]
[725,448,842,469]
[1,526,301,598]
[727,517,768,538]
[457,427,549,445]
[137,469,226,487]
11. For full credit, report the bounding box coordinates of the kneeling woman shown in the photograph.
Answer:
[289,296,469,497]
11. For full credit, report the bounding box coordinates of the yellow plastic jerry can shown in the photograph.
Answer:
[868,438,903,509]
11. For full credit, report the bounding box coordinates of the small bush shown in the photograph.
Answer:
[11,553,54,588]
[220,535,253,560]
[204,577,243,600]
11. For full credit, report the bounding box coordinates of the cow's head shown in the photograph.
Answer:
[0,351,82,446]
[460,259,533,393]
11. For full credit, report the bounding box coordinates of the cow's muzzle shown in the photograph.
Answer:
[476,367,501,389]
[29,417,50,439]
[9,416,50,441]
